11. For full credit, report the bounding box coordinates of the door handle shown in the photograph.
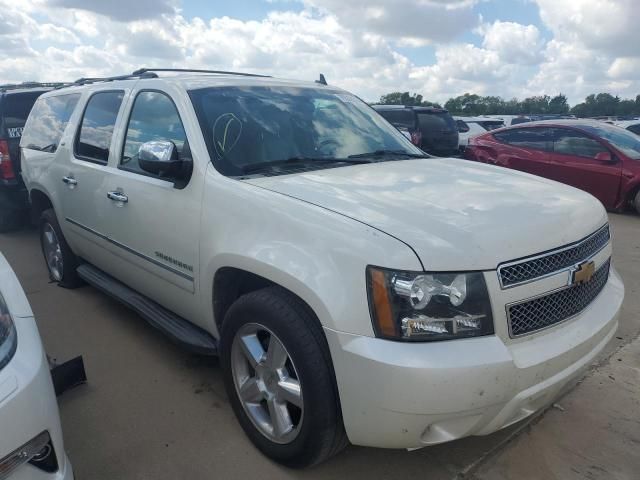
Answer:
[62,176,77,186]
[107,191,128,204]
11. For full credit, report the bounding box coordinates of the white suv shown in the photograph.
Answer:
[0,252,74,479]
[20,69,624,467]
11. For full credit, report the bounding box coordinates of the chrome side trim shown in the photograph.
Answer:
[497,224,610,289]
[65,217,194,282]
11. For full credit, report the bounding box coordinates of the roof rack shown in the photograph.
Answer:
[0,82,71,92]
[131,68,271,78]
[66,71,159,88]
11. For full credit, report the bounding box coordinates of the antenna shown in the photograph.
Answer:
[316,74,327,86]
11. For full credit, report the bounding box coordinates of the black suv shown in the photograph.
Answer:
[0,83,64,231]
[373,105,459,156]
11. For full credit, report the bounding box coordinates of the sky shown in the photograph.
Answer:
[1,0,639,105]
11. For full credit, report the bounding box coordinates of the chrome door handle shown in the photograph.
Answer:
[62,176,77,186]
[107,191,128,203]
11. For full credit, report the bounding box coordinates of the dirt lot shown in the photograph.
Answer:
[1,213,638,480]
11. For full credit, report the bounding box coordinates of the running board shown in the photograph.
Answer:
[77,264,218,356]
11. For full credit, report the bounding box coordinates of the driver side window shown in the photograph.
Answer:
[121,91,187,177]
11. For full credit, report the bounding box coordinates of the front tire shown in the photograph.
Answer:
[220,287,347,468]
[39,209,82,288]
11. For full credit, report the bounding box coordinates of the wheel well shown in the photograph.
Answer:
[213,268,276,330]
[213,267,323,333]
[30,189,53,223]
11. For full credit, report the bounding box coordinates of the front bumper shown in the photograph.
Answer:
[325,267,623,449]
[0,315,73,479]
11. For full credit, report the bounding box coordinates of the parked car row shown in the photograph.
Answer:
[8,68,624,469]
[465,120,640,214]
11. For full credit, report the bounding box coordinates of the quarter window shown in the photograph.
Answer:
[551,129,608,158]
[493,128,552,151]
[75,91,124,164]
[121,91,187,176]
[21,94,81,153]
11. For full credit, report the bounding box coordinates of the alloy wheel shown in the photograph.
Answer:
[230,323,304,444]
[42,223,64,281]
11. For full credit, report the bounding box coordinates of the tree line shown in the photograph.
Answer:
[377,91,640,118]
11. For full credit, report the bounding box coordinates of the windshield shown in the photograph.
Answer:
[581,124,640,160]
[189,86,423,176]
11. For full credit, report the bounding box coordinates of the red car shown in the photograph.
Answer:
[465,120,640,214]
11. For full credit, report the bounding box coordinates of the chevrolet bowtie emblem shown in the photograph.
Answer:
[572,261,596,286]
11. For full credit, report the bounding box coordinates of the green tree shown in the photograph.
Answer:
[378,92,440,107]
[548,94,569,114]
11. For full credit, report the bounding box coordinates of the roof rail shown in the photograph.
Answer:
[66,71,159,88]
[0,82,71,92]
[131,68,271,78]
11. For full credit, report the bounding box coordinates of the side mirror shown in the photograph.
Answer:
[594,151,615,163]
[138,141,192,185]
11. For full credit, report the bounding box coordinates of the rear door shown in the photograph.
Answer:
[547,127,622,208]
[59,90,127,261]
[490,127,553,177]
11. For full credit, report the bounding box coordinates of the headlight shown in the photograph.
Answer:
[0,293,17,370]
[366,267,494,341]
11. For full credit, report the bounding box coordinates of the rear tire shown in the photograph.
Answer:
[39,209,82,288]
[220,286,347,468]
[634,190,640,215]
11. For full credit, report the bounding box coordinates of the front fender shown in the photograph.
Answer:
[200,169,422,337]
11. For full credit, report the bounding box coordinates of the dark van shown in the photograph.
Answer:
[373,105,459,157]
[0,83,65,231]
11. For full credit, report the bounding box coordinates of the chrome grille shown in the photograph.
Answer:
[507,259,610,337]
[499,225,610,288]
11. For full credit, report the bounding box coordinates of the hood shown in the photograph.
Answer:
[244,158,608,271]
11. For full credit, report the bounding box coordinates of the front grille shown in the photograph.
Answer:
[499,224,610,288]
[507,259,610,337]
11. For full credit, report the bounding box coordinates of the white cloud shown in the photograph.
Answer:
[480,21,543,65]
[305,0,481,44]
[46,0,178,22]
[0,0,638,105]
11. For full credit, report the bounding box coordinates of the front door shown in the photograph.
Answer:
[99,89,203,325]
[547,127,622,209]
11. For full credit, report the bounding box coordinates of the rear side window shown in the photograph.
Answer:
[493,128,552,151]
[121,91,187,176]
[377,109,415,129]
[551,129,608,158]
[75,91,124,164]
[627,124,640,136]
[21,94,81,153]
[511,117,530,126]
[417,112,456,132]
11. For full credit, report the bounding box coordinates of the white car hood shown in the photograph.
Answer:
[245,158,608,271]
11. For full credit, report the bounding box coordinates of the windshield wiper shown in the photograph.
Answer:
[241,156,374,174]
[348,149,428,159]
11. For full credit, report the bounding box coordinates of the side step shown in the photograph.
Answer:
[77,264,218,356]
